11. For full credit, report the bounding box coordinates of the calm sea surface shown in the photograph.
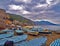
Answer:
[34,25,60,31]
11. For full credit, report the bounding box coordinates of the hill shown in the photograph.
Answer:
[0,9,12,29]
[34,21,60,26]
[8,14,34,26]
[0,9,34,30]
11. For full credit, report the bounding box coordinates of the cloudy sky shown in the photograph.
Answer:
[0,0,60,24]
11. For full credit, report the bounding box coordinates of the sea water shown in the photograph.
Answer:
[33,25,60,31]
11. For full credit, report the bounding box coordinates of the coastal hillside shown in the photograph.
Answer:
[8,14,34,26]
[0,9,34,29]
[0,9,12,29]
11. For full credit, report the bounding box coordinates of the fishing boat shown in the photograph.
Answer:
[15,36,47,46]
[15,30,24,35]
[0,34,28,46]
[1,28,13,33]
[0,33,14,39]
[24,28,39,35]
[50,39,60,46]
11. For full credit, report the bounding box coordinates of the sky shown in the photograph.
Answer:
[0,0,60,24]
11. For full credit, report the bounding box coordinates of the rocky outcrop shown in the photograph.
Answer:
[0,9,11,30]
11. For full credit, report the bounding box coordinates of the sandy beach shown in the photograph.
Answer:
[14,30,60,46]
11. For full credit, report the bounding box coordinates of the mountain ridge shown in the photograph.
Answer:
[8,13,34,26]
[34,21,60,26]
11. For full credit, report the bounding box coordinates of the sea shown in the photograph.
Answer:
[33,25,60,31]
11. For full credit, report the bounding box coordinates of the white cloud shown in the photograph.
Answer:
[46,0,59,5]
[33,19,54,22]
[15,0,32,3]
[8,5,24,10]
[35,0,59,8]
[46,0,53,4]
[35,3,48,8]
[22,10,31,14]
[40,10,55,13]
[8,4,31,14]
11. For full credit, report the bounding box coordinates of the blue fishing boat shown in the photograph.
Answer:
[24,28,38,35]
[50,39,60,46]
[15,36,47,46]
[0,34,28,46]
[1,29,13,33]
[0,33,14,39]
[15,30,24,35]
